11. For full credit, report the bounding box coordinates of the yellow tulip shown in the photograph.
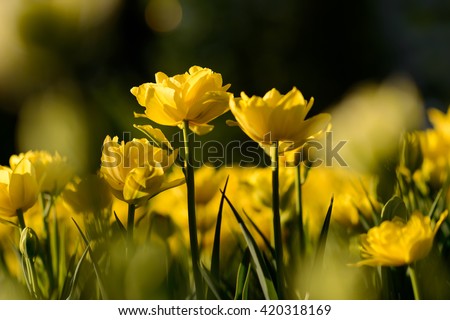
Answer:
[0,159,39,217]
[131,66,231,135]
[10,150,74,195]
[228,87,331,154]
[100,136,184,205]
[357,211,448,267]
[414,106,450,187]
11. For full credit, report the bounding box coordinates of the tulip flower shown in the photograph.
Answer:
[0,159,39,220]
[10,151,74,195]
[228,87,331,154]
[357,210,448,267]
[100,136,184,206]
[131,66,231,135]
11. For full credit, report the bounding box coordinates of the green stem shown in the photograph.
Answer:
[16,208,26,230]
[41,194,55,297]
[127,203,136,255]
[271,142,284,298]
[295,165,305,259]
[25,257,41,299]
[182,120,203,298]
[408,265,421,300]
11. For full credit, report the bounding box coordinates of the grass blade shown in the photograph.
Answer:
[65,245,90,299]
[211,176,229,280]
[313,196,333,271]
[242,209,275,258]
[222,191,278,300]
[199,263,232,299]
[234,248,251,300]
[59,252,79,299]
[72,218,108,299]
[428,188,443,218]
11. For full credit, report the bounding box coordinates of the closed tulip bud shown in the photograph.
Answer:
[19,227,39,260]
[400,132,423,174]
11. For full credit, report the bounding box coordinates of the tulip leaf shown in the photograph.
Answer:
[313,196,333,272]
[71,218,108,299]
[113,211,127,238]
[234,248,251,300]
[64,245,90,300]
[242,209,275,258]
[199,263,232,300]
[60,252,79,299]
[0,216,19,229]
[222,191,278,300]
[211,176,229,281]
[381,196,408,222]
[428,188,443,218]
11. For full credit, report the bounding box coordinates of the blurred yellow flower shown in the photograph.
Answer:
[329,77,424,172]
[428,106,450,141]
[416,106,450,187]
[0,159,39,217]
[100,136,184,205]
[10,151,74,195]
[62,174,112,214]
[357,211,448,267]
[302,167,379,238]
[228,87,330,154]
[131,66,231,135]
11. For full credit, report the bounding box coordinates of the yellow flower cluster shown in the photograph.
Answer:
[2,65,449,299]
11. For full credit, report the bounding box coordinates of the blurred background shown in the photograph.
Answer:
[1,0,450,173]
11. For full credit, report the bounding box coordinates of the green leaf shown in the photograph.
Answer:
[199,263,232,300]
[381,196,408,222]
[234,248,251,300]
[113,211,127,236]
[65,246,90,300]
[313,196,333,272]
[71,218,108,299]
[211,176,229,280]
[428,188,443,218]
[222,192,278,300]
[242,209,275,258]
[59,252,79,299]
[358,178,380,226]
[0,216,19,229]
[356,207,371,231]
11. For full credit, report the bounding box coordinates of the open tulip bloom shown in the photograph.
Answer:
[357,211,448,267]
[228,87,331,154]
[131,66,231,135]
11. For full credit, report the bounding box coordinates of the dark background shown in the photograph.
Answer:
[1,0,450,172]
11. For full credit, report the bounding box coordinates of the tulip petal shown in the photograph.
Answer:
[9,159,38,212]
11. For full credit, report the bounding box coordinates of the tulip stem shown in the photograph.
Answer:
[16,208,26,230]
[408,265,421,300]
[182,120,203,298]
[127,203,136,255]
[295,165,305,259]
[271,142,284,298]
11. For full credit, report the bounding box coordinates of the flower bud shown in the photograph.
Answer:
[400,132,423,174]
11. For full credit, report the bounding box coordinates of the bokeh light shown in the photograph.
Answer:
[145,0,182,33]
